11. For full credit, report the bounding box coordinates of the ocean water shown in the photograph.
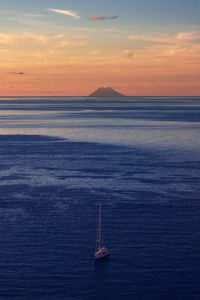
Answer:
[0,96,200,299]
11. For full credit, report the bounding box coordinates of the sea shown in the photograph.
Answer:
[0,96,199,300]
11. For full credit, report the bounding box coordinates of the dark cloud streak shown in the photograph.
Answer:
[90,15,118,21]
[7,72,25,75]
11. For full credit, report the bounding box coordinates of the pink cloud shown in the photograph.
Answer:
[90,14,118,21]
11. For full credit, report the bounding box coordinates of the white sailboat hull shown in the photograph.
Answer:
[94,248,109,261]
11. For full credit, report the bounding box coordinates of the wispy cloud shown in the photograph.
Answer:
[48,8,80,19]
[0,32,87,48]
[73,27,117,33]
[0,32,88,66]
[0,11,46,27]
[90,15,118,21]
[88,49,100,55]
[128,32,200,44]
[0,11,44,18]
[126,31,200,59]
[7,72,25,75]
[124,50,135,59]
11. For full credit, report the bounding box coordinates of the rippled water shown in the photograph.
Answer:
[0,97,199,299]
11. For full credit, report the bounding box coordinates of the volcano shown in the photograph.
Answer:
[89,87,125,97]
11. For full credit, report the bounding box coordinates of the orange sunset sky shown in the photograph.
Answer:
[0,0,200,96]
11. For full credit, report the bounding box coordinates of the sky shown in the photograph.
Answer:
[0,0,200,96]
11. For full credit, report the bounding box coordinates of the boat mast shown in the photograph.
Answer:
[98,204,101,250]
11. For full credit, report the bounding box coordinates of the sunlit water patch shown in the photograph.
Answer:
[0,97,200,153]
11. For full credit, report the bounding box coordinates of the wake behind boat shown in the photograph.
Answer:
[94,205,109,261]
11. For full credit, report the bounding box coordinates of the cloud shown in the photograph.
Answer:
[90,15,118,21]
[89,50,100,55]
[0,32,87,48]
[73,27,117,33]
[124,50,135,59]
[0,32,88,66]
[128,32,200,45]
[7,72,25,75]
[125,31,200,61]
[176,32,200,41]
[47,8,80,19]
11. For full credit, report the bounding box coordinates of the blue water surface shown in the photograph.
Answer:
[0,97,199,299]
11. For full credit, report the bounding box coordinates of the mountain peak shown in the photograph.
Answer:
[89,87,125,97]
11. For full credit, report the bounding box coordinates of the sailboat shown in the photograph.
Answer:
[94,204,109,261]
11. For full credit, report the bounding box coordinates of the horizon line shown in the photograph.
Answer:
[0,95,200,98]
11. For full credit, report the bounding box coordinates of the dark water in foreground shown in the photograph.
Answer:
[0,97,200,299]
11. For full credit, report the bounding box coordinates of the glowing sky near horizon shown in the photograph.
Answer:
[0,0,200,96]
